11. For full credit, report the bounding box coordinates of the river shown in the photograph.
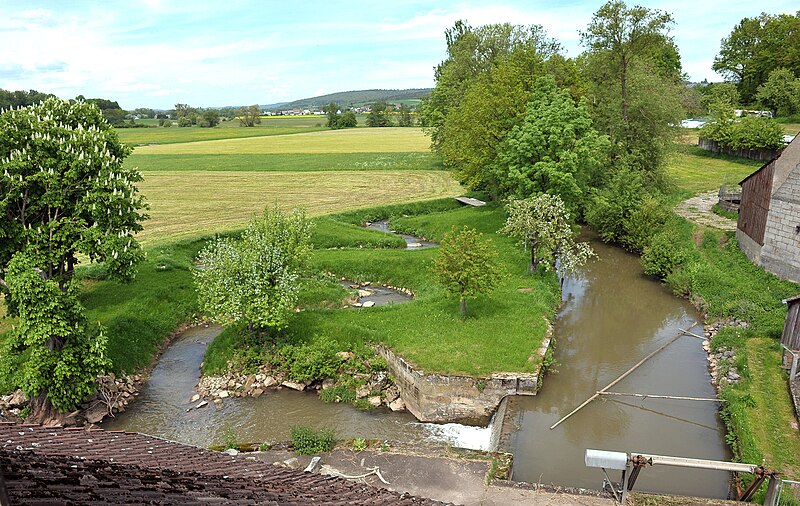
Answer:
[103,232,730,498]
[503,234,730,497]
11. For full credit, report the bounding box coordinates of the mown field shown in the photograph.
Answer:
[117,124,327,145]
[667,144,762,193]
[133,128,431,154]
[137,170,461,244]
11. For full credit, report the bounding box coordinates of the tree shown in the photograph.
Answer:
[0,98,148,420]
[501,194,595,274]
[756,67,800,116]
[433,226,503,315]
[198,109,220,128]
[491,76,610,214]
[0,89,55,109]
[397,104,415,127]
[194,206,311,335]
[324,103,357,129]
[366,101,392,127]
[713,13,800,104]
[580,1,684,180]
[421,21,563,191]
[238,105,262,127]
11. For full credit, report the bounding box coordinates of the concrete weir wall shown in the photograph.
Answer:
[377,335,551,424]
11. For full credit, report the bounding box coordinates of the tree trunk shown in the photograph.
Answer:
[459,298,467,316]
[29,391,66,426]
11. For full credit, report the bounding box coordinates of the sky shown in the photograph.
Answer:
[1,0,797,110]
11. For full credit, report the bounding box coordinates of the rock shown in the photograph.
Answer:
[214,399,223,409]
[724,351,734,358]
[252,388,264,398]
[368,396,382,407]
[85,403,107,424]
[353,302,362,308]
[7,390,27,408]
[282,381,306,391]
[322,379,336,390]
[728,372,741,381]
[388,397,406,412]
[223,448,239,456]
[384,385,400,402]
[356,385,370,399]
[263,376,277,388]
[218,390,230,399]
[195,401,208,409]
[362,281,371,286]
[190,394,200,403]
[282,457,301,470]
[373,371,387,384]
[244,375,256,392]
[358,289,372,297]
[336,352,354,361]
[362,301,375,308]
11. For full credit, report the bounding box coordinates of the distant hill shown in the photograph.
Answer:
[267,89,432,111]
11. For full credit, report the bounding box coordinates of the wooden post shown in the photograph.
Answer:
[597,392,724,402]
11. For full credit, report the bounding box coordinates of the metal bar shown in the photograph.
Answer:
[598,392,724,402]
[740,470,767,502]
[550,327,694,430]
[631,453,757,474]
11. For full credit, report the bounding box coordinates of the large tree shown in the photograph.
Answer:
[580,1,684,181]
[492,76,610,215]
[194,206,311,335]
[421,21,563,192]
[238,105,262,127]
[0,98,148,420]
[755,67,800,116]
[366,101,392,127]
[713,12,800,104]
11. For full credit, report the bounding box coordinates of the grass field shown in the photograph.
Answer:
[667,144,762,193]
[137,170,461,244]
[133,128,431,154]
[128,152,443,172]
[118,124,328,145]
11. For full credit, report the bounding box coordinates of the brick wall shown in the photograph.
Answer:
[760,167,800,283]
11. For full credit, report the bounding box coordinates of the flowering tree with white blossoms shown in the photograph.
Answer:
[194,206,311,336]
[501,194,595,274]
[0,98,148,420]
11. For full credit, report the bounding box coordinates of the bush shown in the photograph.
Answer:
[291,426,335,455]
[621,195,672,252]
[280,335,342,383]
[641,229,689,278]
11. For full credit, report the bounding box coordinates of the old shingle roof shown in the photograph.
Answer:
[0,422,448,505]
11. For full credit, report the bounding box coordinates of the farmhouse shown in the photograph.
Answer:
[737,134,800,282]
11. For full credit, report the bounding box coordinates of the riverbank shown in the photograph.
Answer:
[663,156,800,495]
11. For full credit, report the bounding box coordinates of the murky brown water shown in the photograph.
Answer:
[102,325,492,450]
[504,234,730,498]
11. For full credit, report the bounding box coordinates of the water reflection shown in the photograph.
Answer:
[506,234,731,498]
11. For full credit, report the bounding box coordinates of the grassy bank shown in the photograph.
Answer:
[662,148,800,487]
[203,200,561,377]
[117,123,327,145]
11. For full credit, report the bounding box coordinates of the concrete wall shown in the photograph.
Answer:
[737,228,763,266]
[377,335,550,424]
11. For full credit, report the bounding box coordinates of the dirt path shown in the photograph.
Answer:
[674,190,737,231]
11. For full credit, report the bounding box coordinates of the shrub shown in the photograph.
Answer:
[641,229,688,278]
[291,426,335,455]
[621,195,672,252]
[281,335,341,383]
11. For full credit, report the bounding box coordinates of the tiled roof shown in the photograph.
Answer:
[0,422,448,505]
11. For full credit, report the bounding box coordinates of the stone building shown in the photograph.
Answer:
[737,135,800,282]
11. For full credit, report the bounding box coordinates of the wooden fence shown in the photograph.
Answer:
[698,137,782,162]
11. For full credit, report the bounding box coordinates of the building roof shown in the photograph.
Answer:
[740,133,800,185]
[785,294,800,304]
[0,423,447,505]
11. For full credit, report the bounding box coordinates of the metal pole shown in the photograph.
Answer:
[763,475,781,506]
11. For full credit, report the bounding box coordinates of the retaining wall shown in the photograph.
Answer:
[377,334,551,424]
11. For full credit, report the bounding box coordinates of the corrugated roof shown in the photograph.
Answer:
[0,423,448,505]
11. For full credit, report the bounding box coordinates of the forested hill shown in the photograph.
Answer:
[266,88,432,110]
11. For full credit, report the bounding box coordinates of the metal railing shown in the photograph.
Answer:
[774,480,800,506]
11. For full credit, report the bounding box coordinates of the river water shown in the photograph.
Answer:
[103,231,730,498]
[504,234,730,497]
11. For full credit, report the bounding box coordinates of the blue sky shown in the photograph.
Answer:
[1,0,797,109]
